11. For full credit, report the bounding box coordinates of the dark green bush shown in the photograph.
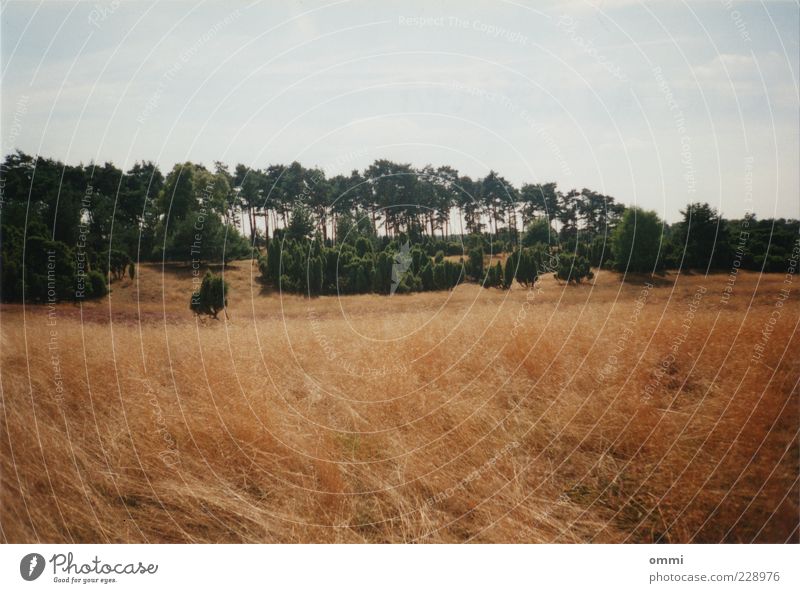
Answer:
[554,253,594,284]
[190,271,228,318]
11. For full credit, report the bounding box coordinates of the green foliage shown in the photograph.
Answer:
[503,247,545,288]
[3,151,794,304]
[156,210,250,263]
[522,218,556,247]
[393,273,422,294]
[726,216,799,272]
[344,257,373,294]
[373,251,394,294]
[467,247,484,281]
[87,270,108,299]
[503,251,517,289]
[189,272,228,319]
[611,207,666,273]
[445,259,465,289]
[675,202,730,271]
[554,252,594,284]
[410,246,426,275]
[100,249,132,281]
[0,232,89,303]
[354,236,373,258]
[584,235,612,267]
[483,260,504,288]
[287,206,315,241]
[153,162,250,263]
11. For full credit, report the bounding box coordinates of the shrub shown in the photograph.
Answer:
[467,247,484,281]
[286,206,315,241]
[445,242,462,256]
[504,247,544,288]
[190,272,228,319]
[101,249,132,281]
[611,207,665,273]
[394,274,421,294]
[19,236,76,302]
[516,248,543,286]
[503,251,517,289]
[554,253,594,284]
[522,218,557,247]
[373,251,393,294]
[307,255,324,296]
[444,259,465,289]
[484,261,503,288]
[354,236,372,258]
[86,270,108,299]
[420,262,434,291]
[433,262,447,290]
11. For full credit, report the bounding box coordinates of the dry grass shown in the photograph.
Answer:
[1,262,797,543]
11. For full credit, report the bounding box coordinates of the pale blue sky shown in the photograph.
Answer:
[2,0,798,221]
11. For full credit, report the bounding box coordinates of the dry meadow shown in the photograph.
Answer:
[1,263,797,543]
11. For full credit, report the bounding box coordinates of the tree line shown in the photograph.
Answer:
[0,150,797,303]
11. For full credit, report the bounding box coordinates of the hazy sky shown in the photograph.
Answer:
[2,0,798,221]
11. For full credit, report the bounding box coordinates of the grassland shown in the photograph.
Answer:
[1,262,797,543]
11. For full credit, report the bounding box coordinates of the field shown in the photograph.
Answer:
[1,262,797,543]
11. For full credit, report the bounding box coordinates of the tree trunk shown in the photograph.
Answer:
[249,208,256,243]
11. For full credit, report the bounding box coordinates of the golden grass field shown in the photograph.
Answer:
[1,261,798,543]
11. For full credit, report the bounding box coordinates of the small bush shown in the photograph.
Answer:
[484,261,503,288]
[190,272,229,319]
[467,247,484,281]
[86,270,108,299]
[554,253,594,284]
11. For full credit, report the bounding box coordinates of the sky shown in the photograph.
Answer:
[1,0,798,222]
